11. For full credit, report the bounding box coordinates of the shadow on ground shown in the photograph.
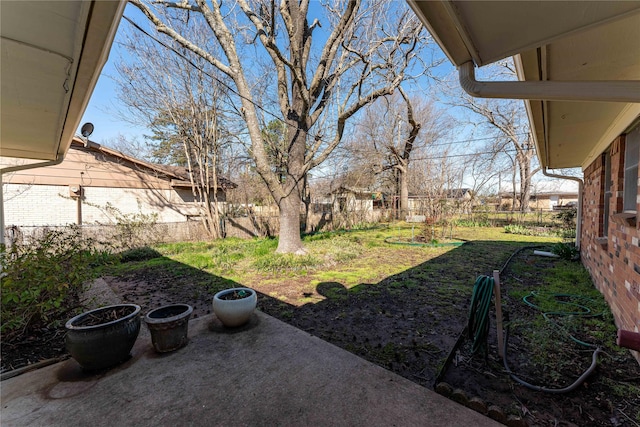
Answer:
[103,240,640,426]
[108,240,531,388]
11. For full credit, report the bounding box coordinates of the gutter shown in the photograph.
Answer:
[459,61,640,103]
[0,155,65,246]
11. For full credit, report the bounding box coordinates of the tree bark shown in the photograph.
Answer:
[277,187,304,254]
[399,164,409,219]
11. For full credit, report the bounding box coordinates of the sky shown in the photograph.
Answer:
[76,2,577,194]
[79,5,147,145]
[79,2,457,148]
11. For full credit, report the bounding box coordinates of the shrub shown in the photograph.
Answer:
[1,227,111,341]
[453,217,491,227]
[551,242,580,260]
[504,224,531,235]
[84,201,159,250]
[555,208,577,229]
[119,246,162,263]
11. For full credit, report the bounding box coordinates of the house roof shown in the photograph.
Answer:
[1,1,125,162]
[73,139,236,190]
[407,1,640,170]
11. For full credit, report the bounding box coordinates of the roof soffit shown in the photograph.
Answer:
[409,0,640,67]
[0,1,124,162]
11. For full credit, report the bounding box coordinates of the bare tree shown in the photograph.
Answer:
[128,0,426,254]
[114,24,240,238]
[461,99,539,211]
[459,134,510,206]
[443,62,540,212]
[410,144,462,219]
[103,135,153,161]
[341,90,449,218]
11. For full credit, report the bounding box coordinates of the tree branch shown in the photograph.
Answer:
[129,0,232,76]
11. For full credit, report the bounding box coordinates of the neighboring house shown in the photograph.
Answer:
[3,138,235,227]
[330,186,384,213]
[409,1,640,361]
[498,191,579,211]
[329,186,387,223]
[499,181,579,210]
[534,192,579,211]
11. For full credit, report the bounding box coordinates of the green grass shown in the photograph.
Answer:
[503,253,627,387]
[102,223,566,305]
[92,222,637,424]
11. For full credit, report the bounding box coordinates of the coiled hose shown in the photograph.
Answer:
[468,245,603,394]
[468,275,494,354]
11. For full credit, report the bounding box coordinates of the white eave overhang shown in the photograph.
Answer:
[0,0,125,162]
[408,0,640,170]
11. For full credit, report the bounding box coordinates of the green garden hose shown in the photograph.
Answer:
[468,275,494,354]
[522,291,602,348]
[465,246,603,393]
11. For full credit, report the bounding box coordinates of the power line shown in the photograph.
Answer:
[409,147,536,162]
[121,15,327,145]
[122,15,535,180]
[123,16,521,155]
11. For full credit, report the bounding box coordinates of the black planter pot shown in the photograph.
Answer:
[65,304,141,371]
[144,304,193,353]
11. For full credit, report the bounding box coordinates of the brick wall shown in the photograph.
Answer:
[582,135,640,362]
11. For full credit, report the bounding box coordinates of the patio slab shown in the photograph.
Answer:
[1,311,499,426]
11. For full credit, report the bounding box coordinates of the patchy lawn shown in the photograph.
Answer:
[3,224,638,426]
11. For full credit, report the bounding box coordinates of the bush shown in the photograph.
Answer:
[551,242,580,260]
[555,208,577,229]
[504,224,532,235]
[1,227,110,341]
[119,246,162,263]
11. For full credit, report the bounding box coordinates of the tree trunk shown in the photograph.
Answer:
[518,151,533,212]
[276,189,305,254]
[302,175,312,233]
[510,161,517,212]
[275,114,307,254]
[399,166,409,219]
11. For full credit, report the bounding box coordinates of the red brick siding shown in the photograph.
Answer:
[582,135,640,363]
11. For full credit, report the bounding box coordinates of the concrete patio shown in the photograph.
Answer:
[1,310,499,426]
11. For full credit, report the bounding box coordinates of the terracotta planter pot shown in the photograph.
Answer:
[144,304,193,353]
[212,288,257,327]
[65,304,141,370]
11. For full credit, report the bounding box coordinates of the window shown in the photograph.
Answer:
[603,149,611,236]
[623,126,639,212]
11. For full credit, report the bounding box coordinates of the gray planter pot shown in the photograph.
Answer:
[212,288,257,327]
[144,304,193,353]
[65,304,141,371]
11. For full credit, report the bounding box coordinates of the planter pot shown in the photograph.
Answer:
[212,288,257,327]
[144,304,193,353]
[65,304,141,371]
